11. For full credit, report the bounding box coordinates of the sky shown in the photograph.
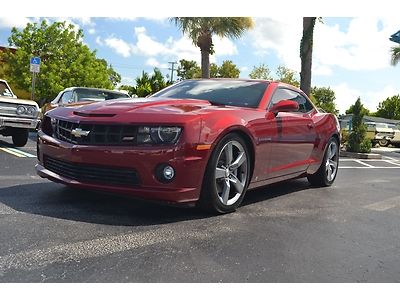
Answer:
[0,1,400,115]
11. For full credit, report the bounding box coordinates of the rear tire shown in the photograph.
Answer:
[12,128,29,147]
[198,133,251,214]
[307,137,339,187]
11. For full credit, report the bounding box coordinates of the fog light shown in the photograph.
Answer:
[155,164,175,183]
[163,165,175,180]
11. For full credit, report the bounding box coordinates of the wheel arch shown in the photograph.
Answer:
[210,126,256,182]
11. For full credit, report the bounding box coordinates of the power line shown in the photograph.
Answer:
[168,61,177,82]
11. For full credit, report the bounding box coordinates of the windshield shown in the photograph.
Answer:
[0,81,14,97]
[151,80,268,108]
[75,88,128,102]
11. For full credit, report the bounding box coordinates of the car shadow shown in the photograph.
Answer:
[243,178,313,207]
[0,139,14,147]
[0,182,209,226]
[0,131,37,146]
[28,131,37,142]
[0,178,313,226]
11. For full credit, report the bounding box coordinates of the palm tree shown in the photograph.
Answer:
[391,46,400,66]
[300,17,317,97]
[170,17,253,78]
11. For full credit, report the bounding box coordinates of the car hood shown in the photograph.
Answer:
[47,97,256,125]
[69,97,214,115]
[0,96,39,107]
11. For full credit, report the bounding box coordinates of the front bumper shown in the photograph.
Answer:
[36,131,211,204]
[0,115,40,129]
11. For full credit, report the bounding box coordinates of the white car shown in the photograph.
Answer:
[0,79,40,147]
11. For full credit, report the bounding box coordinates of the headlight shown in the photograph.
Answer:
[16,105,26,115]
[137,126,182,144]
[27,106,37,115]
[16,105,38,116]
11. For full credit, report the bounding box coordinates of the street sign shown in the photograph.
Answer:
[30,56,41,73]
[30,57,41,65]
[30,64,40,73]
[29,56,41,101]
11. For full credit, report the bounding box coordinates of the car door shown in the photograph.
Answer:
[266,88,317,178]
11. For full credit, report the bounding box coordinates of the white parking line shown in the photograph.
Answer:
[0,225,233,273]
[339,166,400,169]
[385,160,400,167]
[354,159,375,168]
[339,158,400,169]
[381,155,399,161]
[364,196,400,211]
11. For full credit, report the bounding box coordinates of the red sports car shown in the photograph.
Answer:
[36,79,340,213]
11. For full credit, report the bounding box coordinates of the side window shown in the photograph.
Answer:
[269,88,314,113]
[296,94,314,113]
[60,91,73,104]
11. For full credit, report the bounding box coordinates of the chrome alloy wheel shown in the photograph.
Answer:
[214,141,248,206]
[325,140,338,182]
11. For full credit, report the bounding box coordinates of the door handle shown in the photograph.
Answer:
[307,123,314,129]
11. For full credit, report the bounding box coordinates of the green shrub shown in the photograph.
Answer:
[359,139,372,153]
[346,97,371,153]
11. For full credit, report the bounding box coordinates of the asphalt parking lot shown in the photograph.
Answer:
[1,133,400,282]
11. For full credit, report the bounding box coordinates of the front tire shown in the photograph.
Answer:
[307,137,339,187]
[12,128,29,147]
[198,133,251,214]
[378,138,390,147]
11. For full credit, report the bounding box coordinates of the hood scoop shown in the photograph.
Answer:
[73,111,116,118]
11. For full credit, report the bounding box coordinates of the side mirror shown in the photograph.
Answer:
[270,100,299,116]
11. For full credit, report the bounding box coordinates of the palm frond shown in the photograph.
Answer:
[170,17,253,43]
[391,46,400,66]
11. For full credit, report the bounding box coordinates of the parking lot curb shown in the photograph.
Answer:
[340,151,382,159]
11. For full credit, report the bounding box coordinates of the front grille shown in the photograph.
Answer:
[54,119,138,146]
[44,156,140,187]
[0,102,17,116]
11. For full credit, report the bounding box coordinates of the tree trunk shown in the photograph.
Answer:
[200,49,210,78]
[300,17,316,97]
[197,32,212,79]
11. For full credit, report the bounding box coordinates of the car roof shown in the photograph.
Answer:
[62,87,128,95]
[183,78,270,83]
[181,78,302,91]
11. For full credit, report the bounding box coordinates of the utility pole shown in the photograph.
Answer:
[168,61,177,83]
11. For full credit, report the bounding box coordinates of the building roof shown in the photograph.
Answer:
[340,114,400,125]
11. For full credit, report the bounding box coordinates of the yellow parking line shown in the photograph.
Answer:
[5,147,36,158]
[0,147,26,158]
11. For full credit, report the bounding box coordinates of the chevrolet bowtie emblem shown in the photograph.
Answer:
[71,128,90,138]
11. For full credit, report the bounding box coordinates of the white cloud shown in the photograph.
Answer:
[130,26,238,64]
[104,37,132,58]
[250,17,400,75]
[145,58,168,69]
[72,17,94,27]
[146,58,159,67]
[131,27,168,56]
[213,37,238,56]
[121,76,136,85]
[134,27,146,35]
[331,83,400,114]
[111,17,166,23]
[313,65,332,76]
[88,28,96,35]
[313,17,399,71]
[95,36,103,46]
[0,17,31,29]
[250,17,302,71]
